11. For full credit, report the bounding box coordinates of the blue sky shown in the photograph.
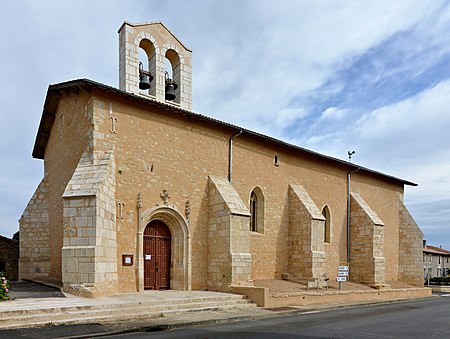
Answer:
[1,0,449,249]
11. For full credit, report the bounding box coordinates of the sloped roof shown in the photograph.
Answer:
[32,78,418,187]
[0,234,18,244]
[424,245,450,255]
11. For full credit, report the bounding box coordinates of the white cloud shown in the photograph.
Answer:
[1,0,450,250]
[318,107,348,122]
[302,79,450,248]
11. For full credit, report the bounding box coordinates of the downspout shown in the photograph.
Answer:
[347,167,361,269]
[228,130,242,182]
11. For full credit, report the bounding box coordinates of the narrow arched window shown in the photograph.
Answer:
[249,187,264,234]
[250,192,258,232]
[322,205,331,243]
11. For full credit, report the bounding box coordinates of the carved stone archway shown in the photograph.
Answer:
[137,206,191,291]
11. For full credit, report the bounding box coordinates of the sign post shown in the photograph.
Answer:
[337,263,349,290]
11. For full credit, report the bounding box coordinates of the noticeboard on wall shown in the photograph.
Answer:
[122,254,133,266]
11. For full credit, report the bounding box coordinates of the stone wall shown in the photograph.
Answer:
[350,193,385,285]
[0,235,19,280]
[288,184,326,280]
[41,92,93,281]
[207,176,252,291]
[19,177,50,280]
[61,150,118,297]
[25,79,423,296]
[398,200,424,286]
[118,21,192,110]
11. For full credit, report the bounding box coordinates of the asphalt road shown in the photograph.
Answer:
[113,296,450,338]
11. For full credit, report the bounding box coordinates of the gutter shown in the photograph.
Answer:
[228,130,243,183]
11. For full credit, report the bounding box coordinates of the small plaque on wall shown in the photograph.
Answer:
[122,254,133,266]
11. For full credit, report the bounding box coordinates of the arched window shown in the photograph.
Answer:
[250,191,258,232]
[139,39,156,96]
[249,187,264,234]
[165,49,181,102]
[322,205,331,243]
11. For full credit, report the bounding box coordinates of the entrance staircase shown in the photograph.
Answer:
[0,291,256,329]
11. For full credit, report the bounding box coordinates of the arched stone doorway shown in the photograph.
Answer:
[138,206,191,291]
[143,220,171,290]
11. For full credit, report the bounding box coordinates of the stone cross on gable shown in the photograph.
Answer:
[160,190,170,205]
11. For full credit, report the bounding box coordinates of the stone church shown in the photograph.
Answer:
[19,21,423,297]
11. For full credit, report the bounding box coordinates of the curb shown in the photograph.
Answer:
[61,295,442,338]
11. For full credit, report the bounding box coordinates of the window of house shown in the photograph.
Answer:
[0,262,5,272]
[439,256,441,264]
[423,254,425,263]
[249,187,264,234]
[322,205,331,243]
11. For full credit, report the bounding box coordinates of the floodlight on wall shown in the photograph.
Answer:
[348,150,355,162]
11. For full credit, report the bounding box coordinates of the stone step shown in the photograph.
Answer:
[0,297,256,329]
[0,294,249,318]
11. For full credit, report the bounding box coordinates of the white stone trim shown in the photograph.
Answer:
[137,205,191,291]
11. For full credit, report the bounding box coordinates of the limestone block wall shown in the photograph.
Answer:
[207,176,252,291]
[398,200,424,286]
[350,193,385,284]
[288,184,326,279]
[19,177,50,280]
[118,21,193,110]
[0,235,19,280]
[61,150,118,297]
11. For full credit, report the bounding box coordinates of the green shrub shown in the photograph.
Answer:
[0,272,10,301]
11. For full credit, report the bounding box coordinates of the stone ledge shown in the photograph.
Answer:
[232,286,432,308]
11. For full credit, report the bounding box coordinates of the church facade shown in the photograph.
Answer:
[19,22,423,297]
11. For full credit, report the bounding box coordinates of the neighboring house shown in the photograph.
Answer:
[423,240,450,278]
[0,234,19,280]
[19,21,424,298]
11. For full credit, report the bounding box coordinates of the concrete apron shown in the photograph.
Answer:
[232,285,433,307]
[0,281,433,330]
[0,289,256,329]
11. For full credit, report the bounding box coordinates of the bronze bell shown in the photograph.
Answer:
[165,83,176,100]
[139,62,152,90]
[165,71,178,101]
[139,74,151,90]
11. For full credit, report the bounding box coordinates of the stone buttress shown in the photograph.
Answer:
[350,192,385,285]
[398,200,424,287]
[61,149,118,297]
[19,177,50,280]
[288,184,326,280]
[207,176,252,291]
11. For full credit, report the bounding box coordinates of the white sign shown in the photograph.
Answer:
[336,277,347,282]
[145,255,152,260]
[338,271,349,277]
[338,266,349,271]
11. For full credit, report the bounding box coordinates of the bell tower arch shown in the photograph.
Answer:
[118,21,192,110]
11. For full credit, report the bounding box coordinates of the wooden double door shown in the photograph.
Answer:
[143,220,171,290]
